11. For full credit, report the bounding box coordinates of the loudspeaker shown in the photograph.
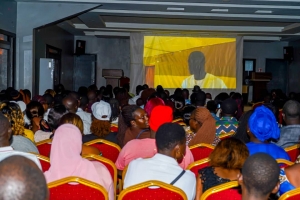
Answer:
[284,46,294,61]
[75,40,86,54]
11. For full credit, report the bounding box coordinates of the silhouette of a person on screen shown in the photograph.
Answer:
[181,51,227,89]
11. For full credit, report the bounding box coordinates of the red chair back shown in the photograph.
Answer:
[119,181,187,200]
[276,159,294,168]
[219,132,234,141]
[279,188,300,200]
[187,158,210,177]
[189,143,214,161]
[284,145,300,162]
[200,181,241,200]
[30,153,50,172]
[84,139,121,163]
[48,177,108,200]
[36,139,52,157]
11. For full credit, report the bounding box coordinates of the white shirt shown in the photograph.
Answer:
[76,108,92,135]
[43,108,51,121]
[124,153,196,200]
[0,146,42,170]
[34,130,52,143]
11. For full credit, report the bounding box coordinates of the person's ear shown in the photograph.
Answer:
[130,120,137,127]
[271,182,280,194]
[282,113,286,121]
[7,127,12,140]
[237,173,243,186]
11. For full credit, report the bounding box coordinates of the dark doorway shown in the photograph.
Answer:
[265,59,288,94]
[46,45,61,86]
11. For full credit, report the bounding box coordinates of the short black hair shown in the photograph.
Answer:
[191,91,206,106]
[68,91,80,101]
[283,100,300,119]
[25,101,45,119]
[242,153,280,197]
[207,100,217,113]
[48,105,68,130]
[0,155,48,200]
[80,95,89,107]
[143,84,149,89]
[221,98,237,115]
[43,93,54,105]
[155,123,186,151]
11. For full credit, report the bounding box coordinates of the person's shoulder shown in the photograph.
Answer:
[185,170,197,179]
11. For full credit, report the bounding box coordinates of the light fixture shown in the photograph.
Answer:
[255,10,272,13]
[211,9,229,12]
[167,7,185,11]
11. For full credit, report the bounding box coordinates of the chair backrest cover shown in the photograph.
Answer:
[118,180,187,200]
[189,143,214,161]
[200,181,241,200]
[36,139,52,157]
[219,132,234,140]
[284,145,300,162]
[276,159,294,168]
[48,176,108,200]
[84,139,121,163]
[279,187,300,200]
[30,152,50,172]
[187,158,210,177]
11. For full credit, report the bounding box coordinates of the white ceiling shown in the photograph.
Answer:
[29,0,300,40]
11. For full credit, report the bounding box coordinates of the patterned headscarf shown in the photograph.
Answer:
[248,106,280,142]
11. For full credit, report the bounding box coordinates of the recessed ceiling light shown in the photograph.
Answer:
[255,10,273,13]
[211,9,229,12]
[167,7,185,11]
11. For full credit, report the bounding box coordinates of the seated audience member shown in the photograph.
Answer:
[42,93,54,121]
[124,123,196,200]
[205,93,212,103]
[231,93,244,120]
[206,100,219,121]
[115,105,194,171]
[117,105,150,147]
[276,100,300,148]
[32,95,49,113]
[0,155,48,200]
[109,98,119,125]
[144,97,165,117]
[196,138,249,199]
[20,89,31,104]
[44,124,114,200]
[0,113,41,168]
[128,85,143,105]
[246,106,290,160]
[216,98,238,136]
[115,88,130,108]
[44,88,56,97]
[191,91,206,107]
[279,163,300,195]
[238,153,280,200]
[188,107,220,146]
[34,105,68,142]
[76,95,92,135]
[83,101,117,144]
[25,101,46,133]
[182,89,191,105]
[174,96,186,120]
[87,89,97,113]
[59,113,100,157]
[232,110,253,143]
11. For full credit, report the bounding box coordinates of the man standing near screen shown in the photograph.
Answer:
[181,51,227,89]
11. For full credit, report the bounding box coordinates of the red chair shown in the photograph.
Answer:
[219,132,234,141]
[189,143,214,161]
[30,152,51,172]
[84,139,121,163]
[118,180,187,200]
[172,118,186,126]
[82,154,117,196]
[36,139,52,157]
[48,176,108,200]
[110,124,118,132]
[279,187,300,200]
[276,159,294,168]
[284,144,300,162]
[200,181,241,200]
[187,158,210,177]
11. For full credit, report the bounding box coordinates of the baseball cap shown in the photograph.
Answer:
[91,101,112,121]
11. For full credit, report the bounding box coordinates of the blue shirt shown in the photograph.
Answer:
[246,142,291,161]
[215,116,238,136]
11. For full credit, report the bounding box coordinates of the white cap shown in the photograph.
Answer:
[10,101,26,112]
[91,101,111,121]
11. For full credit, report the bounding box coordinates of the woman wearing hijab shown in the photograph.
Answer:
[44,124,114,200]
[188,107,220,146]
[246,105,290,160]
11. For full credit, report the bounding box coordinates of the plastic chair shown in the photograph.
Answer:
[48,176,108,200]
[30,152,50,172]
[187,158,210,177]
[84,139,121,163]
[82,154,117,196]
[189,143,214,161]
[119,180,187,200]
[219,132,234,140]
[284,144,300,162]
[36,139,52,157]
[279,187,300,200]
[276,159,294,168]
[200,181,241,200]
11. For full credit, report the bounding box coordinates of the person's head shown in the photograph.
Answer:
[214,92,230,105]
[78,86,88,97]
[182,105,196,126]
[113,87,119,97]
[156,123,186,160]
[88,84,98,91]
[239,153,280,199]
[248,106,280,142]
[62,96,78,114]
[25,101,45,120]
[136,98,144,107]
[143,84,149,89]
[53,94,64,106]
[206,93,212,100]
[0,102,25,136]
[59,113,84,134]
[233,110,254,143]
[149,105,173,133]
[87,90,97,103]
[120,105,149,129]
[55,84,65,94]
[108,98,120,121]
[220,98,238,117]
[22,89,31,100]
[32,95,48,112]
[182,89,189,100]
[10,89,23,101]
[123,83,130,93]
[43,93,54,109]
[164,90,170,97]
[79,95,89,111]
[282,100,300,125]
[192,85,201,93]
[156,85,164,94]
[0,155,49,200]
[189,107,210,132]
[209,138,249,169]
[90,101,112,137]
[191,91,206,107]
[135,85,144,96]
[188,51,206,75]
[48,105,68,132]
[0,112,12,147]
[144,97,165,117]
[44,89,56,97]
[115,88,129,107]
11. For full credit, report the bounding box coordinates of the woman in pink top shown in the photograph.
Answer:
[44,124,114,200]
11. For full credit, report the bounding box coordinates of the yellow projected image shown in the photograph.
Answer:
[143,36,236,89]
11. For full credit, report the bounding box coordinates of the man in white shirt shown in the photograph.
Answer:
[124,123,196,200]
[0,112,41,169]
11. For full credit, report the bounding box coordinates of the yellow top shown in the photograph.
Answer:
[24,129,35,143]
